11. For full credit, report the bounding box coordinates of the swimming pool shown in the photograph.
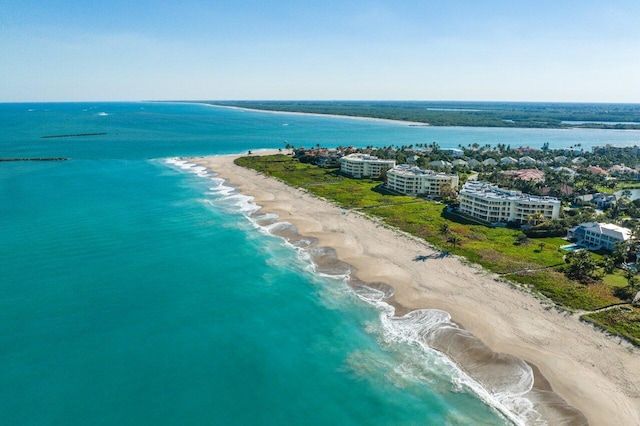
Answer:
[561,243,584,251]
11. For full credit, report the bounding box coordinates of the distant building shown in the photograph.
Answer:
[442,148,464,157]
[568,222,631,251]
[514,147,540,154]
[500,157,518,165]
[339,153,396,178]
[572,157,587,165]
[482,158,498,167]
[574,193,617,209]
[554,155,568,164]
[609,164,635,176]
[459,181,561,224]
[552,166,577,177]
[585,166,609,176]
[428,160,452,170]
[518,156,537,166]
[452,159,468,167]
[502,169,545,182]
[386,165,459,197]
[467,159,481,169]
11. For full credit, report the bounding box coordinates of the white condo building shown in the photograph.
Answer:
[459,181,561,224]
[567,222,631,251]
[386,165,459,196]
[339,154,396,178]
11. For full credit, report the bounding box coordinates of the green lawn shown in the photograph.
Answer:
[236,155,639,343]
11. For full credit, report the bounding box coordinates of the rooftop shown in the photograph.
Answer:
[390,164,456,177]
[502,169,545,181]
[571,222,631,240]
[461,181,559,203]
[341,153,393,162]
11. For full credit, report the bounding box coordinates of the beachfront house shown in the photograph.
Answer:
[386,165,459,197]
[567,222,631,251]
[459,181,561,224]
[339,153,396,178]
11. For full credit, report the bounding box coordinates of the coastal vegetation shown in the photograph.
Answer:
[208,101,640,129]
[236,154,640,345]
[582,307,640,345]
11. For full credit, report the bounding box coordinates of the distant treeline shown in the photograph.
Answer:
[203,101,640,129]
[41,132,107,139]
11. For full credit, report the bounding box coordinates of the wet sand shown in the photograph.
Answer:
[189,153,639,425]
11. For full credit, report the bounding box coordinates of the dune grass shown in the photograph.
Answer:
[583,307,640,346]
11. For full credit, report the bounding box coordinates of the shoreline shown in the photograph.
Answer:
[188,152,639,425]
[183,102,640,131]
[195,103,431,127]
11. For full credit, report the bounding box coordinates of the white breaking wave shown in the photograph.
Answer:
[355,288,538,426]
[165,158,211,178]
[252,212,279,223]
[263,221,294,233]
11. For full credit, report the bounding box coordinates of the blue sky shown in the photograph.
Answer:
[1,1,638,102]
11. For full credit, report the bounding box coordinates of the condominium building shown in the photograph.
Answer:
[567,222,631,251]
[459,181,561,224]
[386,165,459,196]
[339,154,396,178]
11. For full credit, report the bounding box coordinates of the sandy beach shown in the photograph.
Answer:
[199,103,431,127]
[190,152,639,425]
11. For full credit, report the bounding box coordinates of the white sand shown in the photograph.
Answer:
[203,103,430,126]
[191,153,640,425]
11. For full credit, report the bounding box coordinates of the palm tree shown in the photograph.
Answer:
[526,212,545,226]
[599,256,616,274]
[439,223,451,235]
[611,241,630,266]
[447,235,461,248]
[622,266,640,298]
[564,249,599,283]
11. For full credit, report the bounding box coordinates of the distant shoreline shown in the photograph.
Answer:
[197,103,431,127]
[184,101,640,130]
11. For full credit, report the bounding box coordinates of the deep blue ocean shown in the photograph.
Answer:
[1,102,638,425]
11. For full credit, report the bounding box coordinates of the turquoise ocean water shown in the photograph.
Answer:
[1,102,638,425]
